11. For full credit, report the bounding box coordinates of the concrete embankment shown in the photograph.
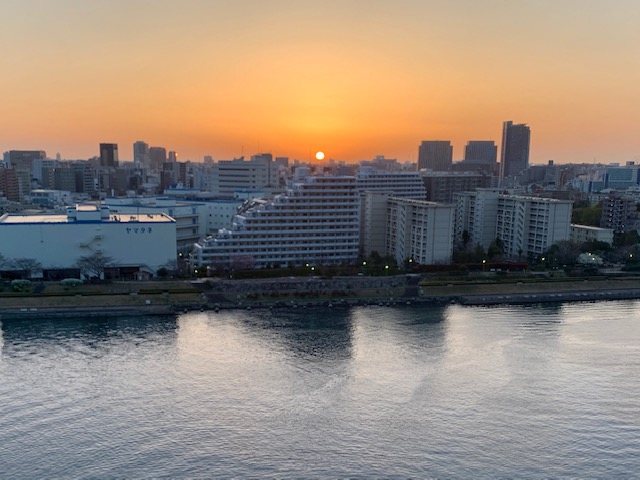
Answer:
[420,277,640,306]
[3,275,640,318]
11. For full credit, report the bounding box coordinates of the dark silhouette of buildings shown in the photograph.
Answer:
[99,143,119,168]
[500,121,530,179]
[149,147,167,171]
[0,168,20,201]
[133,141,150,167]
[464,141,497,165]
[418,141,452,171]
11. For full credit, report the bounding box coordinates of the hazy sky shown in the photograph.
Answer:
[2,0,640,164]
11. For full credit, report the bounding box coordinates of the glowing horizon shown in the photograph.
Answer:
[2,1,640,164]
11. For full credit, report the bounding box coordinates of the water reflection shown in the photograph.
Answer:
[232,308,355,362]
[0,315,178,359]
[2,302,640,477]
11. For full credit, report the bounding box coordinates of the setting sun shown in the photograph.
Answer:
[315,151,325,161]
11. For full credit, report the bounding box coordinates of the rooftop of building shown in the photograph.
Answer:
[571,224,613,232]
[0,205,174,225]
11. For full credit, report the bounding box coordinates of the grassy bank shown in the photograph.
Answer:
[0,280,204,310]
[419,276,640,299]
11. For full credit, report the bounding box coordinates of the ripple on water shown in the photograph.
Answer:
[1,303,640,477]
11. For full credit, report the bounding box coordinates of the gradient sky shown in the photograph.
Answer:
[2,0,640,164]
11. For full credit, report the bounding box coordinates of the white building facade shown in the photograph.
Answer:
[455,189,573,258]
[105,197,205,252]
[0,205,176,277]
[362,191,392,257]
[356,167,426,199]
[386,197,454,265]
[454,188,502,248]
[570,224,615,245]
[496,196,573,258]
[191,176,360,269]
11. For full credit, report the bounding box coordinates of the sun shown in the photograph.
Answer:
[315,151,325,161]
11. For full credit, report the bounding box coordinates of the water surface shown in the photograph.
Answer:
[1,301,639,478]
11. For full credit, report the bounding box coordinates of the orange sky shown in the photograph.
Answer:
[2,0,640,164]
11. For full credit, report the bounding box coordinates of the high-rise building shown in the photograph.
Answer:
[422,171,491,203]
[418,141,453,171]
[191,176,360,270]
[99,143,119,168]
[386,197,454,265]
[4,150,46,170]
[356,167,426,199]
[500,121,530,179]
[464,141,497,165]
[3,150,46,200]
[149,147,167,170]
[133,141,150,167]
[53,165,77,192]
[454,189,572,258]
[600,193,638,233]
[0,168,20,202]
[72,162,96,196]
[211,156,274,196]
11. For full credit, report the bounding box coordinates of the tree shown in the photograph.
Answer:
[11,258,43,278]
[487,238,504,260]
[461,230,471,249]
[614,230,640,247]
[0,253,9,270]
[543,240,581,266]
[76,253,114,279]
[571,205,602,227]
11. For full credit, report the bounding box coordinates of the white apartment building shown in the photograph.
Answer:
[455,189,573,258]
[356,167,426,199]
[454,188,502,248]
[0,205,175,276]
[496,196,573,258]
[362,191,392,257]
[386,197,454,265]
[191,175,360,270]
[570,224,614,245]
[208,156,279,196]
[356,167,427,254]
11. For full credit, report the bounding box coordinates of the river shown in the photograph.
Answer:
[1,301,639,478]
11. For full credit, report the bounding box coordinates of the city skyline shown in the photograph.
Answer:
[3,1,640,163]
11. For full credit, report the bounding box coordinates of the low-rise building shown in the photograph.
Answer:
[105,197,205,252]
[570,224,614,245]
[0,205,175,278]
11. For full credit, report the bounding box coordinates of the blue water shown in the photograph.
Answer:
[1,301,640,478]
